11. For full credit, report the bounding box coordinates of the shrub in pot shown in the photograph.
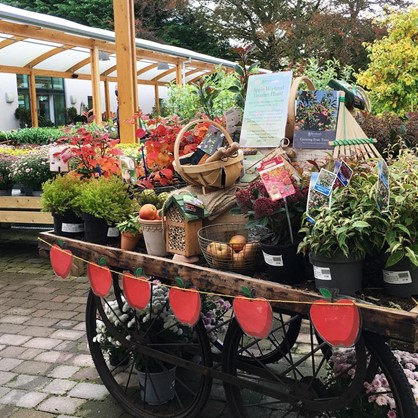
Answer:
[0,153,16,194]
[76,175,133,245]
[381,148,418,297]
[117,213,142,251]
[236,177,308,284]
[298,166,385,295]
[41,172,84,237]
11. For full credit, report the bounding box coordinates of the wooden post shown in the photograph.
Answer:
[113,0,138,143]
[29,71,38,127]
[104,78,111,121]
[176,58,182,85]
[90,46,103,125]
[154,84,160,114]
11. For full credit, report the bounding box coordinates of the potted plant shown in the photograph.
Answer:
[298,165,385,294]
[380,148,418,297]
[76,175,134,245]
[41,172,84,237]
[116,213,142,251]
[11,148,55,195]
[0,153,16,195]
[235,177,308,284]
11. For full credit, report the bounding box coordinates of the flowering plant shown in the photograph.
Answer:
[329,349,418,417]
[236,178,308,245]
[11,148,55,190]
[0,153,17,189]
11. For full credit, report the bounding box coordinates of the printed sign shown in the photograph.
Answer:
[240,72,293,148]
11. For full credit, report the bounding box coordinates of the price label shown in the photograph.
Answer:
[107,227,120,238]
[263,252,284,267]
[313,266,332,281]
[383,270,412,284]
[62,223,84,233]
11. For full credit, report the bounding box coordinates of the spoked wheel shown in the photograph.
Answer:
[85,283,213,418]
[222,316,368,417]
[222,317,417,417]
[212,308,301,364]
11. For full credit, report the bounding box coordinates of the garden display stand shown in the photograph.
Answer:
[39,231,418,418]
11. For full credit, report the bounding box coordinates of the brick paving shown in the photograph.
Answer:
[0,228,322,418]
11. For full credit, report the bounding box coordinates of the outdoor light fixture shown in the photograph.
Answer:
[5,92,14,103]
[99,51,110,61]
[157,62,170,70]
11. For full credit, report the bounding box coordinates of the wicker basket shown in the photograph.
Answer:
[173,119,244,191]
[198,223,261,274]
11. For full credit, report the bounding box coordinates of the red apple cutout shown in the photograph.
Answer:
[233,296,273,339]
[310,299,361,347]
[87,257,112,298]
[169,287,201,326]
[50,243,73,279]
[123,269,151,310]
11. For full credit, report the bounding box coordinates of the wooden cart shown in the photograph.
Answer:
[39,231,418,418]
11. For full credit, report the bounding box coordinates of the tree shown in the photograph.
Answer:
[356,8,418,116]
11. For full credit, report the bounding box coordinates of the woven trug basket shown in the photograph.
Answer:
[198,223,261,274]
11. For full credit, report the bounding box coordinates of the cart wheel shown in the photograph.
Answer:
[85,289,213,418]
[222,317,417,417]
[212,309,301,364]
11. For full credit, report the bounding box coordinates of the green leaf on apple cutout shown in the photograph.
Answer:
[97,256,107,266]
[134,267,143,277]
[241,287,251,298]
[175,276,185,288]
[57,239,64,249]
[319,288,332,300]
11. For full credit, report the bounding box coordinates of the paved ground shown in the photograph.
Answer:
[0,227,239,418]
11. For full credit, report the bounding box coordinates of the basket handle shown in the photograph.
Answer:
[173,119,234,176]
[285,76,316,140]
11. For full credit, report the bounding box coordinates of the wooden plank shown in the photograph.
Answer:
[0,211,53,224]
[29,71,38,128]
[0,196,42,209]
[38,231,418,348]
[90,46,102,124]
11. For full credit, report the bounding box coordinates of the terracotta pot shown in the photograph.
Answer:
[120,231,141,251]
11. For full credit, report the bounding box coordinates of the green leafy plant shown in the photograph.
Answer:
[0,127,63,145]
[41,172,84,215]
[298,164,385,260]
[383,148,418,267]
[76,175,134,225]
[227,44,260,109]
[116,213,142,234]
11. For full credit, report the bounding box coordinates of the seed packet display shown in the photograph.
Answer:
[334,160,353,187]
[313,169,337,196]
[376,159,390,212]
[306,172,332,223]
[257,156,295,201]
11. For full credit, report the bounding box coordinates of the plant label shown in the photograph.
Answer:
[313,169,337,196]
[262,252,284,266]
[225,108,242,134]
[257,156,295,201]
[334,160,353,187]
[119,156,137,184]
[376,159,390,212]
[306,172,332,223]
[313,266,332,281]
[49,145,69,172]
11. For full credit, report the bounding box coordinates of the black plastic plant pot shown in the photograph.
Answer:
[52,209,84,239]
[382,255,418,298]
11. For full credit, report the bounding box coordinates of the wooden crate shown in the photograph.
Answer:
[0,196,53,225]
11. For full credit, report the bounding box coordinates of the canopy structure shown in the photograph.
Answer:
[0,3,237,141]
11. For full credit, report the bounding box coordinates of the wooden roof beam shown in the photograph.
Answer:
[0,35,26,49]
[26,45,73,68]
[152,67,176,81]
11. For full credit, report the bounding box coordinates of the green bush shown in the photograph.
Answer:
[0,127,64,145]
